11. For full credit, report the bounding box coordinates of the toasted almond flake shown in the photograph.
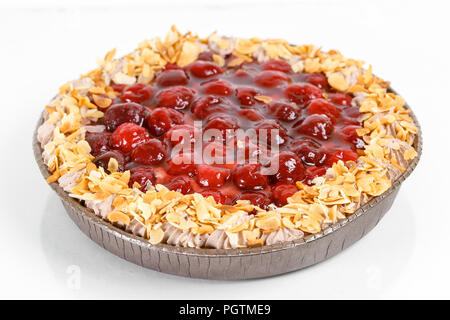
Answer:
[149,228,164,245]
[304,58,321,73]
[348,85,365,93]
[113,196,127,208]
[93,191,111,201]
[46,171,61,183]
[328,72,349,91]
[297,216,321,234]
[212,54,225,67]
[254,95,272,104]
[228,221,249,233]
[104,48,116,62]
[356,128,371,136]
[59,83,72,95]
[227,57,245,67]
[291,60,304,73]
[390,158,406,172]
[281,217,296,229]
[89,86,106,95]
[256,215,281,232]
[243,229,260,241]
[45,105,57,114]
[400,120,418,134]
[80,96,98,109]
[107,157,119,173]
[342,184,360,197]
[195,224,215,235]
[360,99,378,113]
[246,239,264,247]
[177,41,200,66]
[108,210,130,226]
[112,72,136,85]
[403,149,418,161]
[92,94,112,109]
[235,38,258,55]
[99,179,124,194]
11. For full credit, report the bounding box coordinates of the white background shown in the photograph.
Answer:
[0,0,449,299]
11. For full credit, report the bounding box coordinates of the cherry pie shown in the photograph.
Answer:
[37,27,418,249]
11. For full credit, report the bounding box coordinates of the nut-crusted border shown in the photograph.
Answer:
[35,27,420,249]
[33,94,421,257]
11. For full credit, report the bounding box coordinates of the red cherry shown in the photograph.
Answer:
[272,184,298,206]
[288,138,326,166]
[235,87,259,106]
[294,114,333,140]
[254,70,289,88]
[121,83,155,104]
[197,51,215,61]
[204,114,239,135]
[94,150,126,172]
[196,165,231,188]
[232,163,268,190]
[155,86,195,110]
[166,176,195,194]
[339,125,365,149]
[166,153,197,176]
[328,92,353,106]
[103,102,149,131]
[111,122,150,153]
[304,73,328,89]
[235,192,272,210]
[129,167,156,192]
[238,109,265,121]
[164,124,196,147]
[267,101,299,122]
[261,59,292,73]
[146,107,184,136]
[270,151,305,183]
[201,79,233,96]
[130,139,167,165]
[307,98,340,121]
[188,61,223,78]
[164,63,181,70]
[326,149,359,166]
[110,83,127,93]
[191,95,230,119]
[284,83,323,105]
[156,69,189,87]
[85,131,111,156]
[255,120,288,146]
[200,190,225,204]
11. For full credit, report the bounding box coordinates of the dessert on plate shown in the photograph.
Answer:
[37,27,419,249]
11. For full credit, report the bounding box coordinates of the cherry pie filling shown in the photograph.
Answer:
[86,55,364,209]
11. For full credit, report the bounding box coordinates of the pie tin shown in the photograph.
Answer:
[33,88,422,280]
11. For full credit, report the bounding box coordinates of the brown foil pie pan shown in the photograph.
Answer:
[33,88,422,280]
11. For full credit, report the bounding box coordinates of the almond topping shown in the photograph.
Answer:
[92,95,112,109]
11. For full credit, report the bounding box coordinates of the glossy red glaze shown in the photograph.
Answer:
[88,56,364,206]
